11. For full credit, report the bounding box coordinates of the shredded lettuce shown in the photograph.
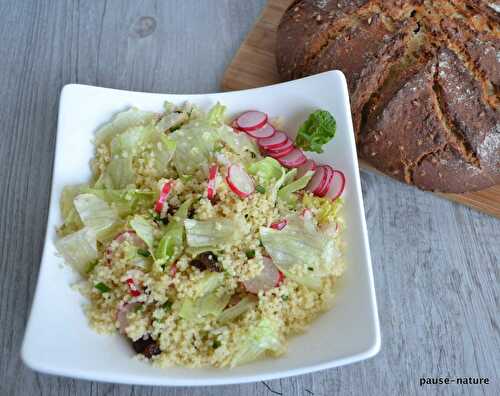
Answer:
[82,188,155,217]
[156,111,188,132]
[95,108,157,147]
[130,215,156,250]
[218,125,260,157]
[184,217,248,247]
[218,296,258,324]
[170,124,217,176]
[97,157,136,189]
[206,102,226,125]
[194,272,225,297]
[278,170,314,205]
[247,157,285,185]
[151,135,176,175]
[73,193,120,241]
[231,318,284,367]
[281,269,322,291]
[54,227,98,275]
[58,185,85,235]
[179,290,231,321]
[155,199,192,267]
[110,126,151,156]
[295,109,336,153]
[260,214,337,278]
[302,194,343,226]
[179,272,229,321]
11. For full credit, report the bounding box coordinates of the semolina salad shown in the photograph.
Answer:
[55,102,345,368]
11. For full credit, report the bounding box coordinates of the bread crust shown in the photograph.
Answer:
[277,0,500,192]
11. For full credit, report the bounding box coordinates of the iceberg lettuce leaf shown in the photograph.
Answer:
[73,193,119,241]
[277,170,314,204]
[259,214,337,277]
[231,318,283,367]
[55,227,98,275]
[95,108,157,147]
[218,296,258,324]
[184,217,248,247]
[130,215,156,250]
[155,199,192,266]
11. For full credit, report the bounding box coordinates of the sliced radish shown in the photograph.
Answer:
[258,131,288,150]
[266,145,294,159]
[120,269,144,297]
[116,302,140,334]
[270,219,287,230]
[325,170,346,201]
[243,257,281,294]
[206,164,218,200]
[266,139,295,158]
[296,159,317,179]
[266,137,293,153]
[306,166,328,196]
[277,148,307,168]
[169,263,178,277]
[244,123,275,139]
[231,119,243,132]
[154,181,173,215]
[236,111,268,131]
[317,165,334,197]
[226,164,255,198]
[276,270,285,287]
[105,231,147,266]
[300,208,313,219]
[126,278,142,297]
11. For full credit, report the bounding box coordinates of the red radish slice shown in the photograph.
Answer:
[296,159,317,179]
[277,148,307,168]
[266,144,294,159]
[120,269,144,297]
[116,302,140,334]
[266,139,295,159]
[226,164,255,198]
[244,123,275,139]
[300,208,313,219]
[266,137,293,153]
[126,278,142,297]
[306,166,329,196]
[154,181,173,214]
[276,270,285,287]
[270,219,287,230]
[313,166,333,197]
[169,263,177,277]
[236,111,268,131]
[317,165,334,197]
[231,119,243,132]
[325,170,346,200]
[243,256,281,294]
[105,231,147,266]
[206,164,218,200]
[258,131,287,150]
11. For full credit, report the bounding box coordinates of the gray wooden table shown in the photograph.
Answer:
[0,1,498,395]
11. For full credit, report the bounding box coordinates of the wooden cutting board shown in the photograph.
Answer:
[221,0,500,218]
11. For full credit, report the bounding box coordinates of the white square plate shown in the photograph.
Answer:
[22,71,380,386]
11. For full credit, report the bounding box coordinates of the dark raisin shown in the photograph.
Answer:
[132,335,161,358]
[189,251,222,272]
[167,205,178,216]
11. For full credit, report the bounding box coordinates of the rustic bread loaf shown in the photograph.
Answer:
[276,0,500,192]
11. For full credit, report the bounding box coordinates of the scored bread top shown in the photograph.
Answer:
[276,0,500,193]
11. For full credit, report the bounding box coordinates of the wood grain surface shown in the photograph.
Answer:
[222,0,500,219]
[0,1,498,395]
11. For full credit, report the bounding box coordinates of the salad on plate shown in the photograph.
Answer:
[55,101,346,368]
